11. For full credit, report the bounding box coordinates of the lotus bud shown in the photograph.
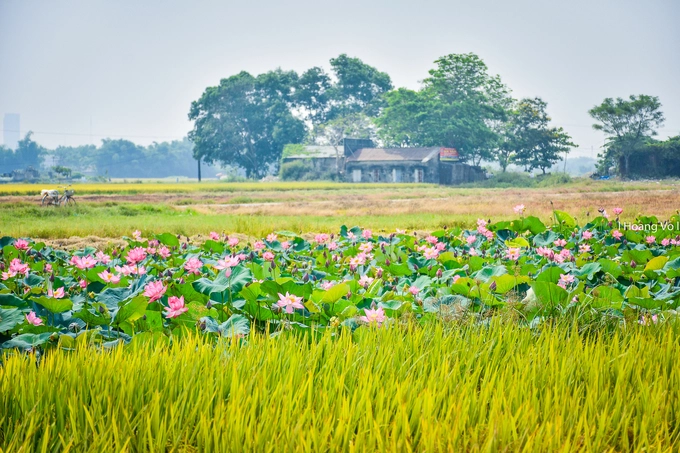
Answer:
[630,260,637,268]
[623,240,628,246]
[98,305,105,314]
[385,259,391,266]
[436,268,443,278]
[206,300,213,309]
[330,233,335,239]
[178,278,185,284]
[489,281,497,291]
[346,291,352,299]
[376,268,383,279]
[198,320,207,330]
[181,242,187,250]
[427,265,432,272]
[142,315,147,321]
[0,262,4,271]
[413,264,418,271]
[302,273,309,282]
[49,274,55,282]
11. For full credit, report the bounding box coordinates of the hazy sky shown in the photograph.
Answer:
[1,0,678,157]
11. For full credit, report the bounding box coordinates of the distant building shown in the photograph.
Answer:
[3,113,20,150]
[281,139,486,185]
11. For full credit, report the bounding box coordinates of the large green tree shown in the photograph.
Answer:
[376,53,511,166]
[15,132,45,170]
[500,98,574,173]
[189,70,306,178]
[588,95,665,178]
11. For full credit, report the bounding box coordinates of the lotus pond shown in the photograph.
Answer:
[1,206,680,350]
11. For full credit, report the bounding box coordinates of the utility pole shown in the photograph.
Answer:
[197,155,202,182]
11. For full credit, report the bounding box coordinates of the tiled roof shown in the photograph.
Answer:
[346,147,440,163]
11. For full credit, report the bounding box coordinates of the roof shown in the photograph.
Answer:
[283,145,339,159]
[346,147,441,163]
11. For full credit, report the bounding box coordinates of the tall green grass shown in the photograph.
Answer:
[2,322,679,452]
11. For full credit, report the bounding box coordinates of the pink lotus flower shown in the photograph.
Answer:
[9,258,30,276]
[513,204,525,215]
[253,241,265,250]
[77,255,96,270]
[79,279,87,289]
[148,239,159,247]
[237,253,247,261]
[477,218,487,228]
[144,280,167,303]
[281,241,291,250]
[346,231,357,241]
[582,231,593,240]
[126,247,147,264]
[359,242,373,253]
[435,242,446,251]
[321,281,335,290]
[469,248,478,256]
[216,256,240,270]
[358,275,374,287]
[537,246,553,258]
[613,207,623,216]
[579,244,591,253]
[158,246,171,259]
[483,230,494,240]
[362,229,373,239]
[227,237,239,247]
[661,238,670,246]
[646,236,656,245]
[14,239,29,250]
[553,253,566,263]
[466,235,477,245]
[359,307,386,326]
[210,231,220,241]
[276,292,304,314]
[553,239,567,247]
[115,264,136,276]
[132,230,142,241]
[184,257,203,274]
[639,314,658,326]
[164,295,189,319]
[266,233,277,242]
[98,270,121,284]
[349,253,367,268]
[48,287,65,298]
[95,251,111,264]
[560,248,572,259]
[315,233,330,244]
[558,274,575,289]
[426,235,438,244]
[263,251,275,261]
[423,247,439,260]
[505,248,521,261]
[327,242,338,251]
[612,230,623,240]
[25,311,43,326]
[409,286,421,295]
[452,274,461,283]
[45,263,53,273]
[146,247,157,255]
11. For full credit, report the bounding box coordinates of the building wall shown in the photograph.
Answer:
[345,159,439,183]
[282,157,340,173]
[439,162,486,185]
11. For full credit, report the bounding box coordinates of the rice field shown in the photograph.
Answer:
[2,323,679,452]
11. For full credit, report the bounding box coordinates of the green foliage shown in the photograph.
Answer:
[589,94,665,178]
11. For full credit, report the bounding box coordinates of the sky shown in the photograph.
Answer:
[1,0,678,158]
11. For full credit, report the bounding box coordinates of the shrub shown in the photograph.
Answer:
[280,160,314,181]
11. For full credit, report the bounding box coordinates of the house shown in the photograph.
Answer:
[281,139,486,185]
[343,139,486,184]
[281,144,345,175]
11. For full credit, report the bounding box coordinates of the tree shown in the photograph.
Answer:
[505,98,574,174]
[296,66,333,126]
[95,139,146,177]
[376,53,511,166]
[189,71,306,178]
[328,54,393,118]
[15,132,45,170]
[589,95,665,177]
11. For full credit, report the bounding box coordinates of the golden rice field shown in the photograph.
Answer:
[2,323,679,452]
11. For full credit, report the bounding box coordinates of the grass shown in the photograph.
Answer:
[1,322,679,451]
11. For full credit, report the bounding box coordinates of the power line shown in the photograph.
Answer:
[0,129,186,141]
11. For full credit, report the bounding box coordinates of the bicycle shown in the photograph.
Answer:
[40,186,76,206]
